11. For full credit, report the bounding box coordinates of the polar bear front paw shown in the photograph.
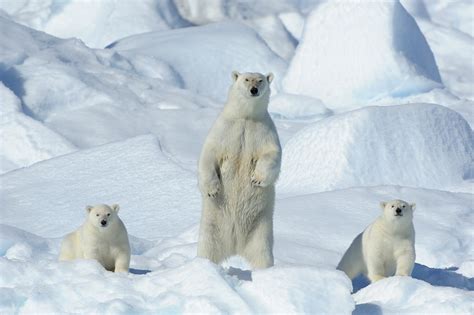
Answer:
[251,172,269,187]
[204,179,220,198]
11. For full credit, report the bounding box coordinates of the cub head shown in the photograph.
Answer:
[231,71,274,99]
[380,199,415,223]
[86,204,120,229]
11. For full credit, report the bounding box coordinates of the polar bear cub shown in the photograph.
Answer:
[59,204,131,273]
[337,199,416,283]
[197,71,281,269]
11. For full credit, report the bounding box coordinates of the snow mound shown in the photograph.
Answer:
[0,17,218,167]
[0,135,200,239]
[275,185,474,273]
[0,224,354,314]
[416,18,474,101]
[0,81,21,115]
[354,277,474,314]
[0,0,189,48]
[283,1,442,107]
[0,81,76,174]
[400,0,431,20]
[109,22,287,102]
[270,93,332,121]
[0,16,196,121]
[424,0,474,37]
[279,104,474,194]
[0,113,76,175]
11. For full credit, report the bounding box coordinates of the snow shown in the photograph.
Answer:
[0,223,354,314]
[423,0,474,37]
[109,21,287,102]
[283,1,442,107]
[0,1,473,313]
[279,103,474,195]
[0,135,200,239]
[417,19,474,100]
[0,0,189,48]
[354,277,474,314]
[269,92,332,121]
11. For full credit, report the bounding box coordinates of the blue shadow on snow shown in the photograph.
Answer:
[352,263,474,293]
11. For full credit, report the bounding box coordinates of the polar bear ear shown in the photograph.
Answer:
[266,72,274,84]
[380,201,387,210]
[410,203,416,211]
[85,205,93,213]
[232,71,240,82]
[111,204,120,212]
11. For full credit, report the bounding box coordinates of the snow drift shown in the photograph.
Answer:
[283,1,442,108]
[0,224,355,314]
[269,92,332,121]
[109,21,287,102]
[279,104,474,194]
[0,135,200,239]
[0,16,219,168]
[0,0,189,48]
[354,277,474,314]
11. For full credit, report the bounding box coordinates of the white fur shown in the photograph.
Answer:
[59,204,131,273]
[337,199,416,283]
[197,71,281,269]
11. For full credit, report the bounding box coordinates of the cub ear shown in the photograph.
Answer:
[410,203,416,211]
[111,204,120,212]
[266,72,274,84]
[380,201,387,210]
[232,71,240,82]
[85,205,93,213]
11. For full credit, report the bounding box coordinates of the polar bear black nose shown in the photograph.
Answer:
[250,87,258,95]
[395,208,402,214]
[101,220,107,226]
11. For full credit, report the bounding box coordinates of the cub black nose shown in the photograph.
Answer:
[250,87,258,95]
[101,220,107,226]
[396,208,402,214]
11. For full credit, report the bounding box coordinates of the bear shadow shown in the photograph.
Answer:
[129,268,152,275]
[227,266,253,281]
[351,263,474,293]
[352,303,382,315]
[411,263,474,291]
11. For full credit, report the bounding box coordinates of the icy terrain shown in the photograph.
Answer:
[0,0,473,314]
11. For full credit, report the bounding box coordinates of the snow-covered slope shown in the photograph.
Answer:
[283,1,442,107]
[0,135,199,239]
[279,104,473,194]
[0,0,189,48]
[1,172,472,313]
[1,2,473,314]
[354,276,473,314]
[109,21,287,102]
[423,0,474,37]
[0,224,355,314]
[0,16,220,169]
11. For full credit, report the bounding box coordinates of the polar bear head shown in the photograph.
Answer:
[380,199,415,224]
[226,71,274,118]
[231,71,273,98]
[86,204,120,229]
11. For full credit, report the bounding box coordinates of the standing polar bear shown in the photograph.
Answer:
[59,204,131,273]
[337,200,416,283]
[197,71,281,269]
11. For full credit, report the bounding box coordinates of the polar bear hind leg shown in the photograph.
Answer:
[241,214,274,269]
[197,200,227,264]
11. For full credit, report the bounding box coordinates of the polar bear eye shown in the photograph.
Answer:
[258,79,263,83]
[391,205,394,208]
[402,205,406,208]
[245,78,249,81]
[107,213,111,216]
[96,214,99,217]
